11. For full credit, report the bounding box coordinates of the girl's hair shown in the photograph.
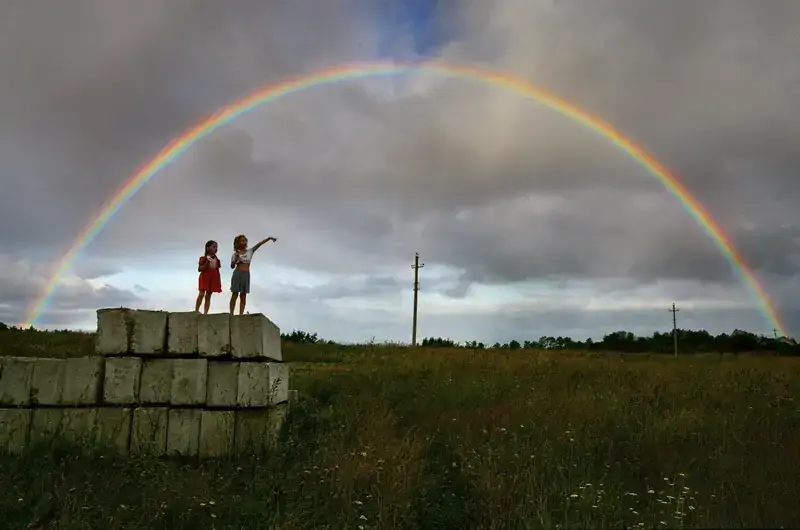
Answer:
[233,234,247,250]
[205,240,217,254]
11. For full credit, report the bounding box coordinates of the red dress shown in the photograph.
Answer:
[198,255,222,293]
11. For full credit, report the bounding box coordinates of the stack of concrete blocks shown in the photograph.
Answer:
[0,308,289,457]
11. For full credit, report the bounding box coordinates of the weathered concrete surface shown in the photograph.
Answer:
[198,313,232,357]
[230,314,282,360]
[62,357,104,405]
[59,409,98,444]
[103,358,142,404]
[236,363,269,407]
[0,357,34,405]
[237,362,289,407]
[30,408,98,445]
[129,310,169,354]
[130,407,168,455]
[140,359,173,404]
[199,410,234,457]
[30,358,65,405]
[167,312,199,355]
[94,408,132,452]
[267,362,289,404]
[166,409,201,456]
[206,362,239,407]
[30,408,63,444]
[96,308,130,354]
[0,408,32,453]
[96,308,169,355]
[233,405,287,454]
[170,359,208,406]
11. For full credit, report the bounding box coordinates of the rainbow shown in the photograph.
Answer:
[22,61,787,335]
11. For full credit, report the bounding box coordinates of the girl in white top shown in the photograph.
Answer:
[229,234,277,315]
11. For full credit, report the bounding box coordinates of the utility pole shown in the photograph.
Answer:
[773,328,779,340]
[411,253,424,346]
[669,302,679,356]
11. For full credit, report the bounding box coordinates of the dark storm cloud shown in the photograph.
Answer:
[2,0,799,334]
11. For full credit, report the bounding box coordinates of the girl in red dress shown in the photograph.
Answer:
[196,240,222,313]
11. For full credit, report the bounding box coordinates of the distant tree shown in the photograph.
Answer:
[421,337,459,348]
[0,322,8,331]
[281,330,321,344]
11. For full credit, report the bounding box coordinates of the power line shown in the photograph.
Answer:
[411,253,424,347]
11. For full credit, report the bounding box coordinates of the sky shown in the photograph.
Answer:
[1,0,799,344]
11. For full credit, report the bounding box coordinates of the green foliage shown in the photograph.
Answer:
[424,328,798,355]
[281,329,338,346]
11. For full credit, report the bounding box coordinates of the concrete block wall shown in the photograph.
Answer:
[0,308,290,457]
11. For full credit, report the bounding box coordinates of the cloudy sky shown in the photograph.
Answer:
[2,0,799,343]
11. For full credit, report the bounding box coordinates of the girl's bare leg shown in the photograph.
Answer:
[239,293,247,315]
[203,292,212,314]
[195,291,205,312]
[229,293,238,314]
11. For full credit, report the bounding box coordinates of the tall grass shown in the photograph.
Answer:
[0,334,798,528]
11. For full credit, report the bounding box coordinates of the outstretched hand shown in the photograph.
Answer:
[253,236,278,251]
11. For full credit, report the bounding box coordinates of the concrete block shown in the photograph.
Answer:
[199,410,234,457]
[131,408,168,455]
[0,409,31,453]
[268,362,289,404]
[166,409,201,456]
[129,310,169,354]
[103,358,142,405]
[31,408,97,446]
[140,359,173,404]
[96,308,130,354]
[94,408,132,452]
[30,409,63,444]
[167,312,199,355]
[30,358,66,405]
[234,405,287,454]
[237,362,288,407]
[59,409,98,444]
[170,359,208,406]
[62,357,104,405]
[198,313,232,357]
[230,313,282,360]
[95,308,169,355]
[206,362,239,407]
[0,357,34,405]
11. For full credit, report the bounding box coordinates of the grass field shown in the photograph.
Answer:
[1,330,799,529]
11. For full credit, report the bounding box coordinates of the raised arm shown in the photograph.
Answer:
[252,236,277,252]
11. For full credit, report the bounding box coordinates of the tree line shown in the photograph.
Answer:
[281,328,799,355]
[2,322,797,356]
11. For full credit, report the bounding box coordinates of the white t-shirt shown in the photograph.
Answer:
[232,248,255,266]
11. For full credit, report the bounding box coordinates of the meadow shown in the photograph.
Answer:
[1,329,799,529]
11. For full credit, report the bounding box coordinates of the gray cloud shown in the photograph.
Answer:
[2,0,799,337]
[0,255,142,327]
